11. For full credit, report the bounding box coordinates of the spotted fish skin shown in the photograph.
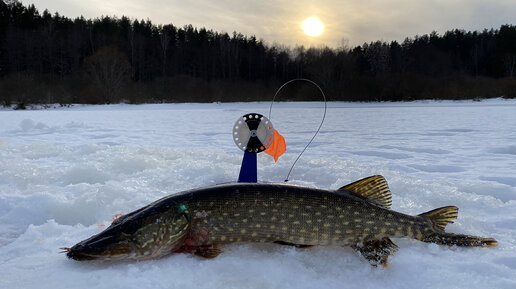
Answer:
[183,183,424,247]
[66,176,497,265]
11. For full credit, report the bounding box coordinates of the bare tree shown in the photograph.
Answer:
[125,22,136,80]
[83,46,132,103]
[159,25,171,77]
[503,54,515,78]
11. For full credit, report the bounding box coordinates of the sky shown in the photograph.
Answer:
[23,0,516,48]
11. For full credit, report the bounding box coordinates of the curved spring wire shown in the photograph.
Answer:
[268,78,327,182]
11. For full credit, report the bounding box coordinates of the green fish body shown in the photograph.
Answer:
[66,176,497,266]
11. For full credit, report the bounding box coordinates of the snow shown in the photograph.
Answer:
[1,99,516,289]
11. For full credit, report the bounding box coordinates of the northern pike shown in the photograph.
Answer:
[64,176,497,266]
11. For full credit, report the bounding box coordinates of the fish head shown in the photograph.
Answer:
[67,201,190,261]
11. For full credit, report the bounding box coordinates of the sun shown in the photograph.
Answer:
[302,17,324,37]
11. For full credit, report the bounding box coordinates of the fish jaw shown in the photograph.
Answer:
[66,224,189,261]
[66,200,191,261]
[66,236,137,261]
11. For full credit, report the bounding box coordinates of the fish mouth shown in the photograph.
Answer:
[64,247,100,261]
[64,242,135,261]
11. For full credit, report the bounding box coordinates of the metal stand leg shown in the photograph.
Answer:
[238,152,257,183]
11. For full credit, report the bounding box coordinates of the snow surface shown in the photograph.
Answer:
[1,99,515,289]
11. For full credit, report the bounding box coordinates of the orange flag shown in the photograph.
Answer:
[264,129,286,162]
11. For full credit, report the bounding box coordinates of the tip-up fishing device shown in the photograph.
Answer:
[233,113,271,183]
[233,78,326,183]
[233,113,285,182]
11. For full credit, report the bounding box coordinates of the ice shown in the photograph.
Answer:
[1,99,516,288]
[491,145,516,155]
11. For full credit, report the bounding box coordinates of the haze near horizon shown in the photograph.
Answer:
[23,0,516,48]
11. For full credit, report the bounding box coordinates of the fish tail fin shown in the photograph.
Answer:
[422,232,498,247]
[418,206,458,231]
[419,206,497,247]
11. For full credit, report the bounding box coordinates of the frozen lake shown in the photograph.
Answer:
[1,99,515,288]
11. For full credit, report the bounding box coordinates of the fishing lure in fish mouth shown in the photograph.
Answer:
[64,175,497,267]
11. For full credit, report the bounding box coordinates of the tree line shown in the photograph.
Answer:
[0,0,515,107]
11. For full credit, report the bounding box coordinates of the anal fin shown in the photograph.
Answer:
[352,237,399,267]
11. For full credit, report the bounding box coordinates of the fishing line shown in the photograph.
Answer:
[268,78,327,182]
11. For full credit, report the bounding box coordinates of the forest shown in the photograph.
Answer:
[0,0,515,106]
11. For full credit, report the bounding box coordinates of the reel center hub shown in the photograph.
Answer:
[233,113,274,153]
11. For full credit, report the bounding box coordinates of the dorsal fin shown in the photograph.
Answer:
[338,175,392,209]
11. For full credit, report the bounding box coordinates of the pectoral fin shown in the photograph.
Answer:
[176,244,223,259]
[352,237,399,267]
[193,245,223,259]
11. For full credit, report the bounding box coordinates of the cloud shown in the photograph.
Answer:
[23,0,516,47]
